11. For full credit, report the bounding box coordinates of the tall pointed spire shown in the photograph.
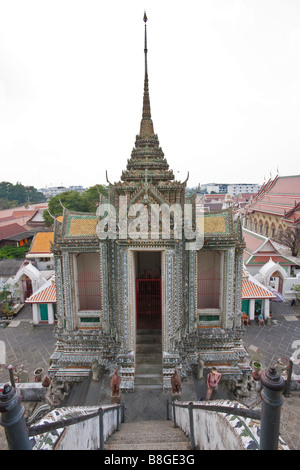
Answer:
[120,13,176,185]
[140,11,154,136]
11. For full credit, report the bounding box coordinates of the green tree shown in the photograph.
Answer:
[0,246,30,259]
[81,184,108,212]
[0,181,46,208]
[43,185,108,227]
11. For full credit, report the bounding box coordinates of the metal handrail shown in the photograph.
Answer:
[167,399,261,420]
[28,401,125,450]
[167,398,261,451]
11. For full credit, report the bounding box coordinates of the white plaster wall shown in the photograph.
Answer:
[57,408,118,450]
[175,407,243,450]
[283,273,300,299]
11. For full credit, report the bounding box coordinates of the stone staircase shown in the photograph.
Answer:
[105,420,191,450]
[135,330,163,390]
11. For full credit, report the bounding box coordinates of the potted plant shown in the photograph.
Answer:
[34,368,44,382]
[253,361,262,372]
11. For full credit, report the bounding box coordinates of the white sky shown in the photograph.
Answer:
[0,0,299,190]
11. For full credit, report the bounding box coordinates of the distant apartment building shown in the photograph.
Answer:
[201,183,260,196]
[39,185,86,199]
[227,183,260,197]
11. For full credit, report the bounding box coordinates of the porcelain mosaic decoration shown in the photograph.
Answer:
[48,14,250,391]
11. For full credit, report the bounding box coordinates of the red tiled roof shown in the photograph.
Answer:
[26,284,56,303]
[12,210,37,218]
[246,255,295,266]
[205,194,227,200]
[0,223,26,240]
[242,279,275,299]
[245,175,300,220]
[268,175,300,194]
[0,216,15,223]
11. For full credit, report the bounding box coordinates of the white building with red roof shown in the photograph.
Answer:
[242,228,300,299]
[26,275,56,324]
[242,228,297,278]
[242,268,275,322]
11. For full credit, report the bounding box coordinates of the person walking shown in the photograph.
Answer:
[206,367,222,400]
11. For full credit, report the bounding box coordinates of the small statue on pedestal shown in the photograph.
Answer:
[110,368,121,404]
[171,368,181,401]
[91,359,100,381]
[45,377,70,407]
[196,355,204,380]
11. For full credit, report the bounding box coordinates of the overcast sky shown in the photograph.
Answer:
[0,0,299,190]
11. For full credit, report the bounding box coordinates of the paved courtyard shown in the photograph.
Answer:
[242,300,300,376]
[1,301,300,450]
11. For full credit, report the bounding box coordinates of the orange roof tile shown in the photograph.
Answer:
[29,232,54,254]
[66,215,98,237]
[26,284,56,303]
[242,279,275,299]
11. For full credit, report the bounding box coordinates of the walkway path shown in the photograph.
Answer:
[1,301,300,450]
[105,420,190,451]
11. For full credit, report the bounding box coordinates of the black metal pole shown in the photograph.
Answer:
[7,365,16,388]
[116,405,120,432]
[0,383,32,450]
[166,397,170,420]
[121,400,125,423]
[99,408,104,450]
[188,402,195,451]
[172,401,177,428]
[284,358,294,397]
[260,366,285,450]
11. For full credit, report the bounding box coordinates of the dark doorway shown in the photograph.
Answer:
[136,278,161,329]
[135,251,161,330]
[22,276,32,300]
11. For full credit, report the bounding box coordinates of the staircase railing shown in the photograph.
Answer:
[0,381,126,450]
[167,366,287,451]
[28,403,125,450]
[167,399,261,450]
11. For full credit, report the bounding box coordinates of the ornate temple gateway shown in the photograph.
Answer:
[49,14,250,391]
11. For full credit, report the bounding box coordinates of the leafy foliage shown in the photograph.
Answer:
[0,246,30,259]
[43,184,108,227]
[0,181,46,209]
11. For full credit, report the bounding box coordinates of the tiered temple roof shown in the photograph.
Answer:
[244,174,300,226]
[115,13,184,199]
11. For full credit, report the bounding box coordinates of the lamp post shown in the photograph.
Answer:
[0,383,32,450]
[260,366,285,450]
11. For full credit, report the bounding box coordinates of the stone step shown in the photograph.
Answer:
[136,339,162,347]
[135,329,162,387]
[136,332,162,344]
[135,364,162,374]
[136,354,162,364]
[105,420,190,451]
[105,442,190,450]
[135,375,162,386]
[106,432,188,443]
[134,384,163,390]
[136,343,161,352]
[135,373,162,378]
[136,329,162,335]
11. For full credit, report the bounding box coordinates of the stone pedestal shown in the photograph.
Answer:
[111,393,121,404]
[171,392,181,402]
